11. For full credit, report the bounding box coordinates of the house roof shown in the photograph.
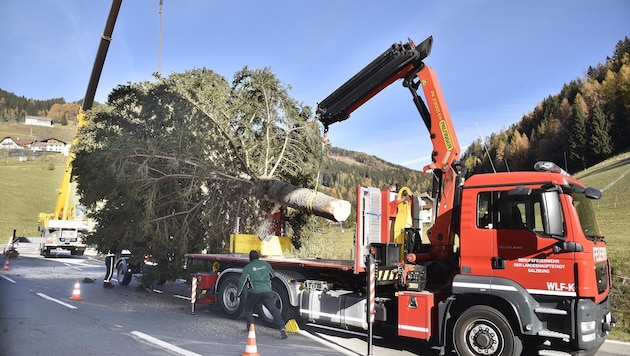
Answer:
[25,115,53,122]
[2,136,34,145]
[38,137,68,144]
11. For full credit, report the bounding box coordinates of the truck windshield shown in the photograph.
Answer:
[61,230,76,238]
[570,192,602,241]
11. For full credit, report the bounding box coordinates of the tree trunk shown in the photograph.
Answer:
[249,178,351,222]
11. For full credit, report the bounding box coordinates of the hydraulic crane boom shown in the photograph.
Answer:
[39,0,122,226]
[317,37,432,128]
[317,36,464,261]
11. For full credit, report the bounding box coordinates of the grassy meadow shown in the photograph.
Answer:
[575,152,630,341]
[0,155,66,239]
[0,122,76,143]
[1,123,76,240]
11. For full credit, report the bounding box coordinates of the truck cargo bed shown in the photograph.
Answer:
[186,253,354,271]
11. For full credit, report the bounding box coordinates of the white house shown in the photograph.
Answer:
[35,138,70,156]
[1,136,70,156]
[418,193,434,224]
[0,136,33,150]
[24,116,53,127]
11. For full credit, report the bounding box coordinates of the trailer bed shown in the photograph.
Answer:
[186,253,354,272]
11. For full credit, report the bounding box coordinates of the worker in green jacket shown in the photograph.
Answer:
[237,250,288,339]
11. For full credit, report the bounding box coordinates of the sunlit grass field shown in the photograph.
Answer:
[575,152,630,341]
[0,155,66,239]
[0,123,74,239]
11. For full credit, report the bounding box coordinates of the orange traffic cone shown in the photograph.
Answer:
[2,258,9,271]
[242,324,260,356]
[69,279,83,301]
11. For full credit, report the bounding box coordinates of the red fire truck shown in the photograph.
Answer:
[186,36,614,356]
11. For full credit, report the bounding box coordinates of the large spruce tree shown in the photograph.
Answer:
[72,67,322,279]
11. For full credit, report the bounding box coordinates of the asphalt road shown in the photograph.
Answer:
[2,241,629,356]
[0,249,341,355]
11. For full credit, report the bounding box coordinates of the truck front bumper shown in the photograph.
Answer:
[575,297,613,354]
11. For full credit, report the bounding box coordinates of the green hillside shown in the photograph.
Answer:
[0,122,76,143]
[0,154,66,238]
[574,152,630,341]
[0,123,77,240]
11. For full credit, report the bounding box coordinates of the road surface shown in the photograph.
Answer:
[1,239,628,355]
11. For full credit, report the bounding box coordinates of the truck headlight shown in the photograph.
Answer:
[581,320,597,342]
[582,332,596,342]
[581,320,596,333]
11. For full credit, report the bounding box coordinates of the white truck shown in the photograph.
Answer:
[40,219,88,257]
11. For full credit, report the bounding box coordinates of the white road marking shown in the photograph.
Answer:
[36,292,77,309]
[298,329,358,356]
[1,275,17,283]
[129,331,202,356]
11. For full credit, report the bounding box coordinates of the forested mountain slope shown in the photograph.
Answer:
[462,37,630,175]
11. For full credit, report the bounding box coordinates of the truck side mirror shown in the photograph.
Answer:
[584,187,601,200]
[553,241,584,253]
[542,191,565,240]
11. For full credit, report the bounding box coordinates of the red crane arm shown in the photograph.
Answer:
[316,36,460,174]
[317,37,432,127]
[317,36,464,259]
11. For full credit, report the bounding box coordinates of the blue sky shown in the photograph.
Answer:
[1,1,628,170]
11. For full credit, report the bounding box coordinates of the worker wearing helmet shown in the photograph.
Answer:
[237,250,287,339]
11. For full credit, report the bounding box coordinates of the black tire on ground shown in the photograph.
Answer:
[218,274,244,319]
[116,259,132,286]
[257,278,296,326]
[453,305,523,356]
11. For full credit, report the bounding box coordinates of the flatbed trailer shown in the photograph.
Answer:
[186,249,375,329]
[187,253,354,272]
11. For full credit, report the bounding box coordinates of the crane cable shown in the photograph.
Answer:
[305,129,328,214]
[312,128,329,193]
[158,0,163,75]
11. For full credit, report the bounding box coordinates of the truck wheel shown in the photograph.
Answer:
[218,275,243,319]
[453,305,523,356]
[257,279,296,326]
[116,259,132,286]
